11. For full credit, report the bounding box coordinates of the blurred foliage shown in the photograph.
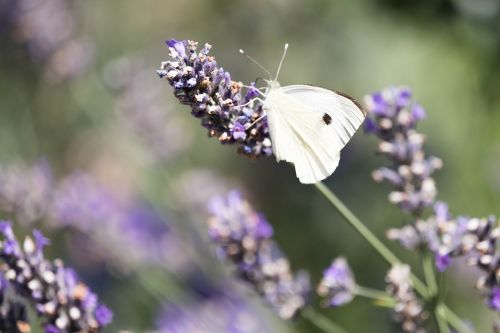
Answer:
[0,0,499,332]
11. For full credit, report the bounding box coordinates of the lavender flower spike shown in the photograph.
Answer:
[207,191,310,319]
[317,257,356,307]
[157,39,272,158]
[364,87,442,218]
[0,221,112,332]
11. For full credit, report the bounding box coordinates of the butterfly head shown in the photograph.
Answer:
[266,80,281,90]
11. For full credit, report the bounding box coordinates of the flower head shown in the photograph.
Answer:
[157,297,271,333]
[364,87,442,216]
[207,191,310,319]
[0,222,112,331]
[317,257,356,307]
[157,40,272,158]
[0,161,53,225]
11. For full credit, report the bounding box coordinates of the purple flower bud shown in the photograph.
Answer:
[44,325,60,333]
[95,304,113,326]
[434,202,449,222]
[245,82,260,100]
[166,39,186,58]
[232,122,247,140]
[411,103,426,121]
[363,117,378,134]
[396,87,412,109]
[489,288,500,311]
[317,257,355,307]
[435,253,452,272]
[33,229,50,252]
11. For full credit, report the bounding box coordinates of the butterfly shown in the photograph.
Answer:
[241,44,366,184]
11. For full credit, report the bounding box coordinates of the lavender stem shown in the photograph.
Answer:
[301,308,349,333]
[422,251,438,298]
[354,286,395,305]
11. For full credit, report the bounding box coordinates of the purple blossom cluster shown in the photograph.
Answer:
[1,0,94,82]
[385,265,427,333]
[0,161,53,225]
[157,297,270,333]
[316,257,356,308]
[157,39,272,158]
[103,57,191,160]
[0,161,189,274]
[364,86,441,216]
[207,191,310,319]
[50,172,189,272]
[0,222,112,332]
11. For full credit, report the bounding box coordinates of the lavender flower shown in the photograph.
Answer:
[0,221,112,331]
[364,87,442,217]
[386,265,427,333]
[50,172,190,273]
[2,0,95,82]
[157,297,272,333]
[316,257,356,307]
[207,191,309,319]
[157,39,272,158]
[104,56,192,160]
[0,161,53,225]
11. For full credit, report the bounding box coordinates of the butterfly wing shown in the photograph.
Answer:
[280,85,365,149]
[265,85,364,184]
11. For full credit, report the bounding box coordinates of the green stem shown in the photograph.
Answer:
[435,306,451,333]
[301,308,349,333]
[354,286,394,304]
[439,304,475,333]
[422,251,438,297]
[314,182,428,297]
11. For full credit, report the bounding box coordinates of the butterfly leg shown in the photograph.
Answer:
[245,112,267,130]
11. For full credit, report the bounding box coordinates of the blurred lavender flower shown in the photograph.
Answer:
[157,297,271,333]
[364,86,442,217]
[172,168,236,212]
[103,56,192,160]
[386,265,427,333]
[50,172,190,273]
[207,191,310,319]
[316,257,356,307]
[157,39,272,158]
[0,274,31,333]
[0,161,53,225]
[2,0,94,82]
[0,221,112,331]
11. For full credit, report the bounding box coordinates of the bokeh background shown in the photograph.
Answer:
[1,0,499,331]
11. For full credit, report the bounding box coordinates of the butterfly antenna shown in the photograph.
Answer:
[239,49,272,79]
[274,43,288,81]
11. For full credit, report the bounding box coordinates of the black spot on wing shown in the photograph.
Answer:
[322,113,332,125]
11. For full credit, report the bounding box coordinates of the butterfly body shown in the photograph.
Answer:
[263,83,365,184]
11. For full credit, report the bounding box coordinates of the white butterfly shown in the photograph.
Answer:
[241,44,365,184]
